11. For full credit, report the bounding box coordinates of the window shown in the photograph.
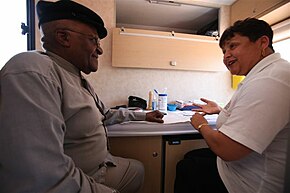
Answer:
[273,38,290,61]
[272,18,290,61]
[0,0,35,69]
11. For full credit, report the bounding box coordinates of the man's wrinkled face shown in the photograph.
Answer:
[67,23,103,74]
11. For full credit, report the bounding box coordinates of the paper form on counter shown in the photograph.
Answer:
[162,111,218,124]
[121,111,218,125]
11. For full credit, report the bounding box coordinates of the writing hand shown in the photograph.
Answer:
[190,113,208,130]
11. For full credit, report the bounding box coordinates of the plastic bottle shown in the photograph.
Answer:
[152,93,157,110]
[158,88,167,112]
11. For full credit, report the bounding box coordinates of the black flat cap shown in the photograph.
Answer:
[36,0,107,39]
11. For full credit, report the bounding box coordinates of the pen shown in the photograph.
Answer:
[154,89,158,95]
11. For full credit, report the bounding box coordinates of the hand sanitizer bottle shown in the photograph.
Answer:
[158,88,167,113]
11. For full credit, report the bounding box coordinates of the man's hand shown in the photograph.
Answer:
[145,110,164,123]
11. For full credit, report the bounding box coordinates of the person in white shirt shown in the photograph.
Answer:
[174,18,290,193]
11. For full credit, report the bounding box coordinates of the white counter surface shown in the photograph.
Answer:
[107,112,217,137]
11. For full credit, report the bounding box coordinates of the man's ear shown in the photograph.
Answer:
[55,29,70,47]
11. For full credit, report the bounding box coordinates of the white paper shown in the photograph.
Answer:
[121,111,218,125]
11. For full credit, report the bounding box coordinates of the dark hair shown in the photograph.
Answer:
[219,18,274,52]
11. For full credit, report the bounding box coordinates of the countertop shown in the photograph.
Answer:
[107,111,217,137]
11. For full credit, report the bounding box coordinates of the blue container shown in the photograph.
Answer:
[167,104,177,111]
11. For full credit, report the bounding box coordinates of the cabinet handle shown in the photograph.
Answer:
[170,60,176,66]
[152,152,158,157]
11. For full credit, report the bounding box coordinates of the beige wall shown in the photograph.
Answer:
[35,0,234,108]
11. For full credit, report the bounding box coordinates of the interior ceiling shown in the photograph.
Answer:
[116,0,237,34]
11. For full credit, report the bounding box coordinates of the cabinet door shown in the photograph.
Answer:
[112,28,225,71]
[109,136,162,193]
[164,138,208,193]
[230,0,288,23]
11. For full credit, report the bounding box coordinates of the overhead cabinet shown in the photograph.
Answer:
[230,0,289,23]
[112,28,226,71]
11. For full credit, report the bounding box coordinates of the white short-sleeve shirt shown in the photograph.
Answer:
[216,53,290,193]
